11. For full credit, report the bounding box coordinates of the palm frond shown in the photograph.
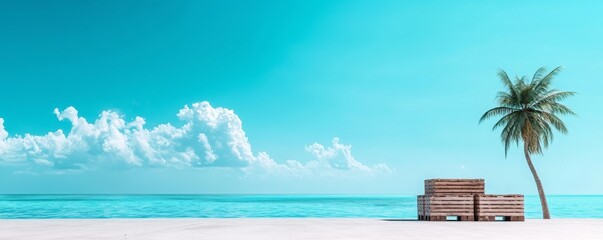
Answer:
[497,70,514,91]
[532,66,562,95]
[531,109,569,134]
[481,67,575,157]
[531,91,576,109]
[492,111,520,130]
[531,67,547,82]
[479,107,518,123]
[545,102,576,116]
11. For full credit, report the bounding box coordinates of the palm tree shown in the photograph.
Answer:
[479,66,575,219]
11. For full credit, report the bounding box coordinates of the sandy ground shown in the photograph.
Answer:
[0,218,602,240]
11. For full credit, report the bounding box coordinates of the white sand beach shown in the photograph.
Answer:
[1,218,602,240]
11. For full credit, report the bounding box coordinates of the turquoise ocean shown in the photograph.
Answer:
[1,195,601,219]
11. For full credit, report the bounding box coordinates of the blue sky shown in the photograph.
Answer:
[0,0,602,194]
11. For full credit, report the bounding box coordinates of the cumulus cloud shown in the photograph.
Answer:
[0,102,389,175]
[0,118,7,140]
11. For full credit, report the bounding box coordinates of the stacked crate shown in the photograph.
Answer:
[417,179,524,221]
[424,179,485,196]
[418,179,484,221]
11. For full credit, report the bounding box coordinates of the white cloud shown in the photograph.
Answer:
[0,102,389,176]
[306,138,372,171]
[243,138,391,177]
[0,118,8,140]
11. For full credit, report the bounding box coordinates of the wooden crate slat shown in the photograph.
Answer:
[476,209,524,213]
[427,210,475,213]
[476,202,524,205]
[426,182,485,186]
[476,206,524,210]
[425,179,484,182]
[426,184,484,187]
[427,201,474,204]
[475,194,523,197]
[425,188,485,192]
[427,207,474,210]
[427,203,474,206]
[426,184,484,188]
[477,213,525,217]
[425,186,485,189]
[423,195,475,199]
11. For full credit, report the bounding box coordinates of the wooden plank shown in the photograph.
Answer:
[476,196,523,198]
[475,195,523,198]
[426,207,475,210]
[428,210,475,214]
[428,203,474,206]
[476,205,524,207]
[426,181,484,184]
[426,188,484,191]
[476,200,523,202]
[427,212,475,215]
[476,203,524,205]
[476,210,524,213]
[427,214,475,217]
[425,181,484,184]
[425,179,484,182]
[426,189,484,192]
[476,213,524,217]
[426,201,474,204]
[428,204,474,206]
[425,197,475,199]
[428,207,474,210]
[424,195,475,199]
[427,201,474,204]
[424,206,475,211]
[425,183,484,187]
[424,204,475,209]
[476,199,524,201]
[476,202,524,204]
[426,185,484,188]
[427,208,475,211]
[476,207,524,210]
[427,205,474,208]
[476,198,524,200]
[426,190,484,194]
[428,213,475,216]
[425,186,485,189]
[428,212,475,215]
[425,185,484,188]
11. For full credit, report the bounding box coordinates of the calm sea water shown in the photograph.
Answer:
[0,195,601,219]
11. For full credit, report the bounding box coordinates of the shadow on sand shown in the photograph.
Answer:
[381,219,418,222]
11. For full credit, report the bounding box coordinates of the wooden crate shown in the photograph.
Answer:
[418,194,475,221]
[474,194,524,221]
[424,179,485,196]
[417,195,425,220]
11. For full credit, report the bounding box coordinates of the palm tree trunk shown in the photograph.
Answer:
[523,141,551,219]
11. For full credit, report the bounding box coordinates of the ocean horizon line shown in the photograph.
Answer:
[2,193,602,196]
[2,195,601,219]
